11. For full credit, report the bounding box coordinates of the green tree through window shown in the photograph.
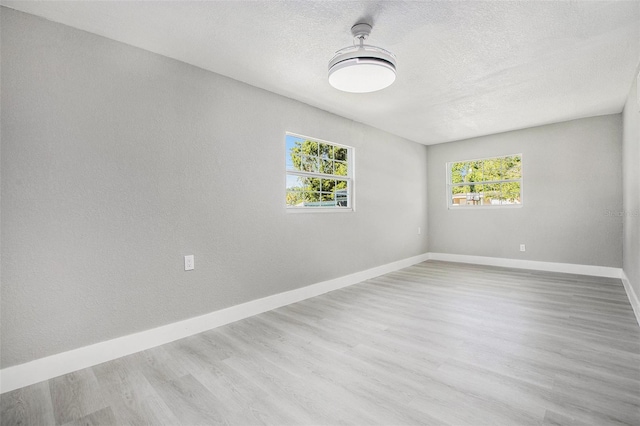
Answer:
[286,134,352,209]
[448,155,522,207]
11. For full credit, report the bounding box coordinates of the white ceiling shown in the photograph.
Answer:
[2,1,639,145]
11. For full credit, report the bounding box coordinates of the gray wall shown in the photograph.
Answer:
[622,66,640,300]
[0,9,428,368]
[427,115,623,267]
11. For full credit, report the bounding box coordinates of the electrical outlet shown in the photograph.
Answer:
[184,255,194,271]
[520,244,526,252]
[418,227,421,235]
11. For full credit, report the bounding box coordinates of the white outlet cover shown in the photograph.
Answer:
[184,255,194,271]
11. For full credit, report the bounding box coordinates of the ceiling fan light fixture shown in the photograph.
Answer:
[328,23,397,93]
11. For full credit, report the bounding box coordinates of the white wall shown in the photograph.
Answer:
[427,115,623,267]
[622,66,640,303]
[0,8,428,368]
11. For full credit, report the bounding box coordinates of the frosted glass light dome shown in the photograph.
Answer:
[328,48,396,93]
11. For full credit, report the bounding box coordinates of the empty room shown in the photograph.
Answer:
[1,1,639,425]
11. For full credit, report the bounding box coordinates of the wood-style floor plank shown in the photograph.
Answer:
[48,369,108,425]
[61,407,117,426]
[92,357,180,425]
[2,260,639,425]
[0,381,54,426]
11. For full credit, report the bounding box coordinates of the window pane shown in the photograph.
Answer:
[459,162,472,183]
[468,184,482,205]
[285,134,301,171]
[321,159,333,174]
[504,156,521,179]
[451,185,469,205]
[482,183,501,205]
[468,161,482,183]
[463,183,481,205]
[319,143,334,159]
[303,191,321,206]
[321,192,335,202]
[286,173,304,190]
[335,179,348,191]
[301,140,319,157]
[286,191,304,206]
[305,177,321,192]
[334,160,347,176]
[335,185,348,206]
[451,184,470,194]
[285,174,305,206]
[451,162,466,184]
[300,155,319,172]
[286,152,297,170]
[502,181,521,204]
[334,147,347,162]
[476,184,493,206]
[468,181,482,195]
[321,179,336,192]
[482,158,503,181]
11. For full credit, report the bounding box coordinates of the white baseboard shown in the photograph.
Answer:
[621,270,640,326]
[0,252,430,394]
[2,251,633,393]
[427,252,622,279]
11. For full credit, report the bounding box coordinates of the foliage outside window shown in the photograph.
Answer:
[286,133,353,210]
[448,154,522,207]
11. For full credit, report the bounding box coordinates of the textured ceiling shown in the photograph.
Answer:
[2,1,639,145]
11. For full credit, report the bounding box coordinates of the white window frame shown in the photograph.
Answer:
[446,154,523,209]
[285,132,355,213]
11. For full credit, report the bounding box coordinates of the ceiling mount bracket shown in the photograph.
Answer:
[351,23,372,42]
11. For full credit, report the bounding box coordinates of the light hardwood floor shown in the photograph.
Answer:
[2,261,639,425]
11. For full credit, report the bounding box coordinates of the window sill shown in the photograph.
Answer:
[286,207,354,213]
[448,204,523,210]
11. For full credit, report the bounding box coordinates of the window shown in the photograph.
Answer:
[447,154,522,208]
[285,133,353,210]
